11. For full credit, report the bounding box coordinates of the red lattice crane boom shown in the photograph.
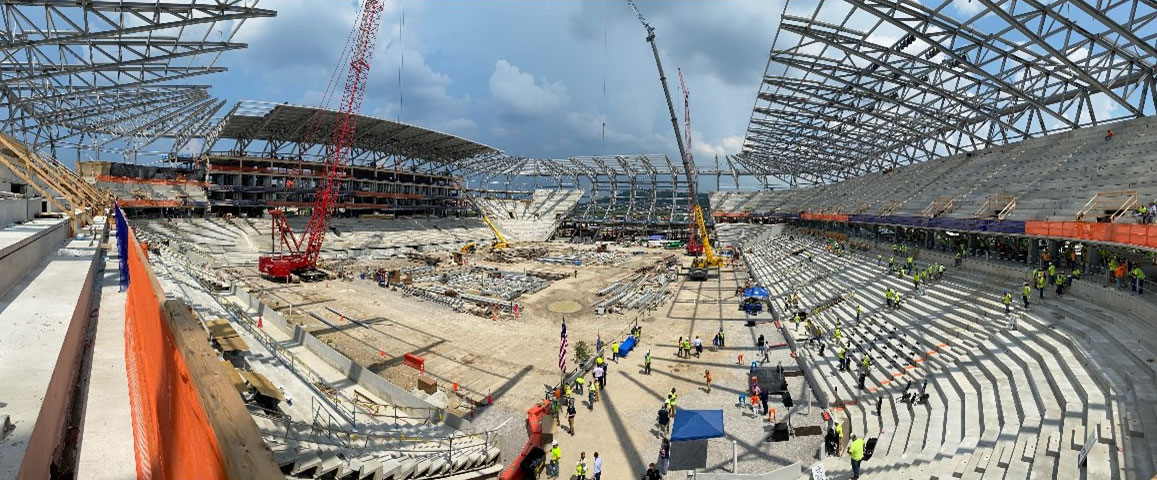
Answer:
[678,68,703,256]
[259,0,386,278]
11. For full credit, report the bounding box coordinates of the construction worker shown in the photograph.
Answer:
[838,346,848,371]
[1133,266,1147,294]
[1072,268,1081,280]
[1055,271,1066,295]
[855,304,863,322]
[1037,273,1046,300]
[876,253,882,266]
[590,377,599,405]
[861,353,871,371]
[575,451,588,480]
[1003,291,1012,315]
[704,369,713,394]
[566,398,577,434]
[1048,262,1057,278]
[666,388,678,418]
[835,422,844,448]
[885,288,894,309]
[834,327,842,343]
[611,340,620,362]
[888,256,895,270]
[1108,258,1118,286]
[954,251,962,266]
[548,440,561,478]
[1022,282,1031,309]
[894,291,903,309]
[718,327,726,347]
[906,255,914,273]
[848,434,866,479]
[644,350,652,375]
[574,376,586,394]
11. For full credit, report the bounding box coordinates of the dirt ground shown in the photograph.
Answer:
[232,243,677,415]
[223,240,818,477]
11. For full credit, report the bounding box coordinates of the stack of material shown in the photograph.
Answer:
[594,269,675,315]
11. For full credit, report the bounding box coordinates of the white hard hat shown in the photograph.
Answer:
[552,439,559,445]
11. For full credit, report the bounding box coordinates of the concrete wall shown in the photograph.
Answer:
[229,284,448,422]
[0,219,69,296]
[0,199,32,227]
[18,221,106,479]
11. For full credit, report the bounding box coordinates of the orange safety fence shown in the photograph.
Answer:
[123,227,229,480]
[1027,220,1157,250]
[96,174,208,188]
[119,200,185,208]
[800,212,849,222]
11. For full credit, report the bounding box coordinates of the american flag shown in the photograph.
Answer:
[558,318,568,372]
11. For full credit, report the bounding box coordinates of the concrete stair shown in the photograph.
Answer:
[732,228,1147,478]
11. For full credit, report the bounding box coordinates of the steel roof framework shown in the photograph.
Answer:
[0,0,275,162]
[740,0,1157,186]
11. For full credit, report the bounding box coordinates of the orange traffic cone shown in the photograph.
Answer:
[257,316,263,328]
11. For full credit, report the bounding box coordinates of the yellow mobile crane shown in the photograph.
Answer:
[626,0,719,281]
[688,204,724,280]
[482,215,509,250]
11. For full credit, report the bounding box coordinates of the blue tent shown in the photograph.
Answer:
[743,285,770,299]
[670,409,725,442]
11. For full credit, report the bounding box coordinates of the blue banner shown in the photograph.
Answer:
[114,204,130,292]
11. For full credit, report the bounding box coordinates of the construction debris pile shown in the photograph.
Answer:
[594,258,677,315]
[415,265,549,301]
[536,251,632,266]
[488,246,548,263]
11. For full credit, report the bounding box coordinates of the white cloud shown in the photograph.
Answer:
[693,134,744,157]
[489,60,568,117]
[952,0,985,16]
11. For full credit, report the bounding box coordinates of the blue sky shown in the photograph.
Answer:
[208,0,786,164]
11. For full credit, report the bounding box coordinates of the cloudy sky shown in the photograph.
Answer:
[209,0,787,165]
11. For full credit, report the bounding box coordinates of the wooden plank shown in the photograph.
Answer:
[221,361,249,394]
[239,371,284,401]
[163,299,282,480]
[217,335,249,352]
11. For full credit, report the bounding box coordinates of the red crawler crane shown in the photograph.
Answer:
[678,68,703,257]
[258,0,386,279]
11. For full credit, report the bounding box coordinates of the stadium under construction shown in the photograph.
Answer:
[1,1,1156,480]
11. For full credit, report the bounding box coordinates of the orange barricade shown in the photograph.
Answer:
[1148,225,1157,248]
[124,228,230,480]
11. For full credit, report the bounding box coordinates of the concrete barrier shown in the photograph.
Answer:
[0,219,69,299]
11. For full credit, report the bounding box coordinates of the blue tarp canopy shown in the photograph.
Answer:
[647,234,666,240]
[617,335,637,357]
[670,409,725,442]
[743,285,770,299]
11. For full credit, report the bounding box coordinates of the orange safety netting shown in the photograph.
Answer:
[1027,220,1157,250]
[96,174,208,188]
[123,227,229,480]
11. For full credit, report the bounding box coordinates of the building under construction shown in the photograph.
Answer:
[3,1,1157,480]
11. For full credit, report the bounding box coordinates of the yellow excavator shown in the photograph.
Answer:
[482,215,509,250]
[688,204,723,280]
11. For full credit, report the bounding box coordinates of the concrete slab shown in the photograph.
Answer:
[0,234,99,478]
[75,246,135,480]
